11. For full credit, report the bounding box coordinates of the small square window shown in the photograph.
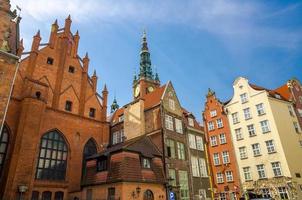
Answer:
[65,101,72,111]
[89,108,96,118]
[296,173,301,178]
[68,66,75,73]
[142,158,151,168]
[47,57,54,65]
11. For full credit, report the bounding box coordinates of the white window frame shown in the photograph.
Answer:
[208,121,215,131]
[225,171,233,182]
[175,118,183,134]
[235,128,243,140]
[216,118,223,128]
[216,172,224,183]
[260,120,270,133]
[288,105,295,116]
[278,187,289,199]
[243,107,252,120]
[213,153,220,166]
[188,118,194,127]
[222,151,230,164]
[191,156,200,177]
[177,142,185,160]
[265,140,276,153]
[232,112,239,124]
[239,146,247,159]
[247,124,256,137]
[256,103,265,115]
[252,143,261,156]
[257,164,266,179]
[188,134,196,149]
[210,136,218,146]
[199,158,208,177]
[219,133,226,144]
[240,93,248,103]
[165,115,174,131]
[210,110,217,117]
[271,162,282,177]
[196,136,204,151]
[243,167,252,181]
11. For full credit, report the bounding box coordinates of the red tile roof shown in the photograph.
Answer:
[250,83,288,101]
[274,84,291,101]
[144,85,166,110]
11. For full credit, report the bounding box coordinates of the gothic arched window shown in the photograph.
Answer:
[0,125,9,177]
[35,130,68,180]
[143,190,154,200]
[82,139,97,179]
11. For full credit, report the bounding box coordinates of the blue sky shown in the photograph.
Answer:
[11,0,302,122]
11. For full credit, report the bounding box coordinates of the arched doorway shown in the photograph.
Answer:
[143,190,154,200]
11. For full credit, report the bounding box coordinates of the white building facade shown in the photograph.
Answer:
[225,77,302,200]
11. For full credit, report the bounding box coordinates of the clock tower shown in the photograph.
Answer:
[133,31,160,99]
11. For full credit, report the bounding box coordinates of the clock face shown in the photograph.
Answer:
[148,86,154,92]
[134,85,140,97]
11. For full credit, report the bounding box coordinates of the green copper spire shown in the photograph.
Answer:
[139,30,153,80]
[110,96,119,113]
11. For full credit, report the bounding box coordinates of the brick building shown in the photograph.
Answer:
[81,135,166,200]
[0,0,22,134]
[203,89,241,200]
[0,17,109,199]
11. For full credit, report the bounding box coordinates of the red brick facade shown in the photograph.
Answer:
[203,90,241,200]
[0,17,109,200]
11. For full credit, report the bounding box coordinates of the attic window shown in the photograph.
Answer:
[47,57,54,65]
[89,108,96,118]
[275,94,281,99]
[188,118,194,127]
[65,101,72,111]
[142,157,151,169]
[68,66,75,73]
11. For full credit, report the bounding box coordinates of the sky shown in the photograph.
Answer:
[11,0,302,122]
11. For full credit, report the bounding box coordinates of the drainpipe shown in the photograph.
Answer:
[0,53,20,136]
[160,102,169,200]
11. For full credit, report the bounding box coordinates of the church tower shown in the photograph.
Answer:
[133,31,160,99]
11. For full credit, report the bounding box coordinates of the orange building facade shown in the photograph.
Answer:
[0,16,110,200]
[203,89,241,200]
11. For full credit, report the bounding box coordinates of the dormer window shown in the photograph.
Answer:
[47,57,54,65]
[275,94,281,99]
[65,101,72,111]
[89,108,96,118]
[68,66,75,73]
[142,157,151,169]
[118,115,124,122]
[188,118,194,127]
[97,157,107,172]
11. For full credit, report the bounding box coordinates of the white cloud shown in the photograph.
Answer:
[10,0,302,50]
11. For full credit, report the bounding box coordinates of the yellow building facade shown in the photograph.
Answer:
[225,77,302,199]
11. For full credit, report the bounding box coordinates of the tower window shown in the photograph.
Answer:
[89,108,96,118]
[47,57,54,65]
[65,101,72,111]
[68,66,75,73]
